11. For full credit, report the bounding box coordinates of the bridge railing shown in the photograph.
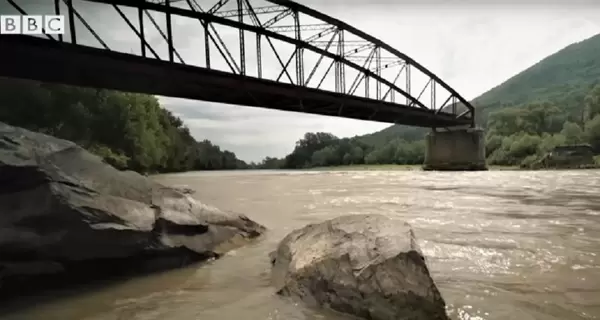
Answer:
[3,0,474,127]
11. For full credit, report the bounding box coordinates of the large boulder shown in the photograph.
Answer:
[270,214,449,320]
[0,121,265,293]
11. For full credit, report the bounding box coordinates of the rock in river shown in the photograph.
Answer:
[0,121,266,295]
[270,214,449,320]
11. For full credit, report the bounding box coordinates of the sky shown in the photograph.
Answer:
[6,0,600,162]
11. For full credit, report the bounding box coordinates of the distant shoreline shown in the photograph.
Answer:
[154,164,600,175]
[307,165,600,171]
[307,164,521,171]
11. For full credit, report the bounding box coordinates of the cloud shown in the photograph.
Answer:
[4,0,600,161]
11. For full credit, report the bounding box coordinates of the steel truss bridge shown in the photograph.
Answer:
[0,0,475,128]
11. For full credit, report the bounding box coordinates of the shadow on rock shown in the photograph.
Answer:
[269,214,450,320]
[0,121,266,300]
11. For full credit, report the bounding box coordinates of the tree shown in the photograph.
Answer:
[485,135,504,157]
[585,115,600,152]
[0,77,249,174]
[537,133,566,154]
[584,84,600,121]
[311,146,337,167]
[560,121,584,145]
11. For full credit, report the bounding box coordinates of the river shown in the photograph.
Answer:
[2,170,600,320]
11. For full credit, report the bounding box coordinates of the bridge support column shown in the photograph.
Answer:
[423,128,487,171]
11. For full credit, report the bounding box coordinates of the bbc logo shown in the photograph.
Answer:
[0,15,65,35]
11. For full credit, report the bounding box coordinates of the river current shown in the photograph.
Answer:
[2,170,600,320]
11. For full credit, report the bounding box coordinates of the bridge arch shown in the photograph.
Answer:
[0,0,475,128]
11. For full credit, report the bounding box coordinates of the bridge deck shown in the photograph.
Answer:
[0,35,470,127]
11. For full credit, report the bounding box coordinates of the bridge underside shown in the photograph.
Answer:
[0,36,470,128]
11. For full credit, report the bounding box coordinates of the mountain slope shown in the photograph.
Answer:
[360,33,600,144]
[474,33,600,109]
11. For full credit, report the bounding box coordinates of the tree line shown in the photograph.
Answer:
[3,78,598,172]
[255,84,600,169]
[485,84,600,167]
[0,78,249,173]
[252,132,426,169]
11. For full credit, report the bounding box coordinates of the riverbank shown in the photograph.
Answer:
[307,164,520,171]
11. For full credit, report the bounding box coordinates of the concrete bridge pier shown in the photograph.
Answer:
[423,127,487,171]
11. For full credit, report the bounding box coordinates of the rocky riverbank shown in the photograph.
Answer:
[0,121,266,298]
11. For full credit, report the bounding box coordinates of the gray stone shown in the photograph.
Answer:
[270,214,449,320]
[0,121,265,289]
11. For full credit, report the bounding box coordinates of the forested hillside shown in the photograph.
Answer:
[257,33,600,169]
[475,33,600,114]
[0,78,248,173]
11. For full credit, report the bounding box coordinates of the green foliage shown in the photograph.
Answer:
[255,157,285,169]
[283,132,339,168]
[485,134,503,157]
[257,133,424,169]
[483,85,600,166]
[87,144,130,170]
[537,133,567,154]
[586,84,600,121]
[488,133,542,166]
[358,126,427,147]
[0,78,248,173]
[560,121,584,145]
[520,154,540,168]
[584,114,600,151]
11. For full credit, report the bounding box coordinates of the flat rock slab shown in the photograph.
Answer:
[270,214,449,320]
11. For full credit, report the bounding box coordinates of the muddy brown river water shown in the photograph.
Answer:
[2,170,600,320]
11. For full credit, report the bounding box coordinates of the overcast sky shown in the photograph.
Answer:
[7,0,600,162]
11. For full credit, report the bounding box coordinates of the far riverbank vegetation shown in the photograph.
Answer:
[253,83,600,170]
